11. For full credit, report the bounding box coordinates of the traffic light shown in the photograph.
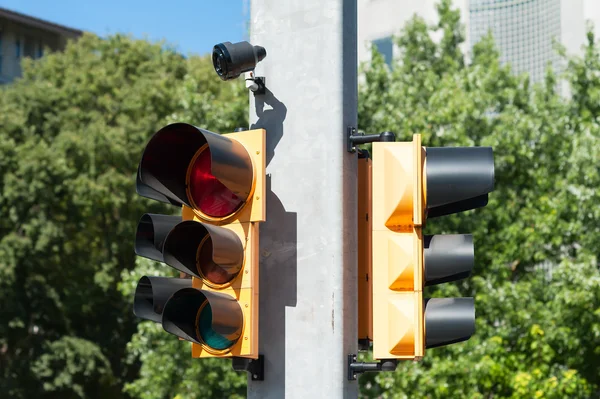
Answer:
[132,123,265,359]
[370,134,494,360]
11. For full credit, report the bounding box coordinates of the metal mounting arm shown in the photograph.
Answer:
[347,127,396,153]
[347,354,398,381]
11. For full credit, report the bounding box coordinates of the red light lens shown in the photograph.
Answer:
[189,146,244,218]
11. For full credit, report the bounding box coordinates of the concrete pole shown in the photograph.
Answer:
[247,0,358,398]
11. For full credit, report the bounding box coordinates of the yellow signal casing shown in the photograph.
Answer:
[189,129,266,226]
[372,134,424,229]
[372,134,426,360]
[372,228,424,359]
[184,129,265,359]
[185,211,260,359]
[358,157,373,342]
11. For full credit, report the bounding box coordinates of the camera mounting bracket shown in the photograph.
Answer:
[245,72,266,95]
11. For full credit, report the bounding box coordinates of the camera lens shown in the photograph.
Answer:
[212,47,228,79]
[215,57,223,75]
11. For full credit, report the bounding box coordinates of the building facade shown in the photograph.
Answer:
[0,7,82,84]
[358,0,469,64]
[469,0,585,83]
[359,0,600,84]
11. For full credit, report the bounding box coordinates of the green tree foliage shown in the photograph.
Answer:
[0,33,246,398]
[358,1,600,397]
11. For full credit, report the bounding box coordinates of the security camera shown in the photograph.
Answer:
[212,41,267,81]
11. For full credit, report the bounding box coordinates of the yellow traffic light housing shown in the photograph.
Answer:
[372,135,425,360]
[373,134,424,229]
[182,205,260,358]
[370,134,494,361]
[133,123,265,360]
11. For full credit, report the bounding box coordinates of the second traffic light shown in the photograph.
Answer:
[133,123,265,359]
[371,134,494,360]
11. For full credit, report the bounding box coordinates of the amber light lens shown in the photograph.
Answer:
[189,146,244,218]
[197,238,237,285]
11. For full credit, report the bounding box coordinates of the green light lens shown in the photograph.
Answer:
[198,304,235,350]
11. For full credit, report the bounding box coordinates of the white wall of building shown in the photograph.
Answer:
[561,0,585,58]
[358,0,468,64]
[583,0,600,45]
[358,0,600,82]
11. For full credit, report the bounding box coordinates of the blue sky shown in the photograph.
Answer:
[0,0,248,56]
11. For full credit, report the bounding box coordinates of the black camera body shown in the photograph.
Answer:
[212,41,267,81]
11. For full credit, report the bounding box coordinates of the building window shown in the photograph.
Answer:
[0,31,3,74]
[37,41,44,58]
[372,36,393,66]
[15,38,21,58]
[24,36,35,58]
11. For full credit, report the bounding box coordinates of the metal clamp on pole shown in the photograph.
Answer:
[347,354,398,381]
[245,72,266,95]
[347,127,396,153]
[232,355,265,381]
